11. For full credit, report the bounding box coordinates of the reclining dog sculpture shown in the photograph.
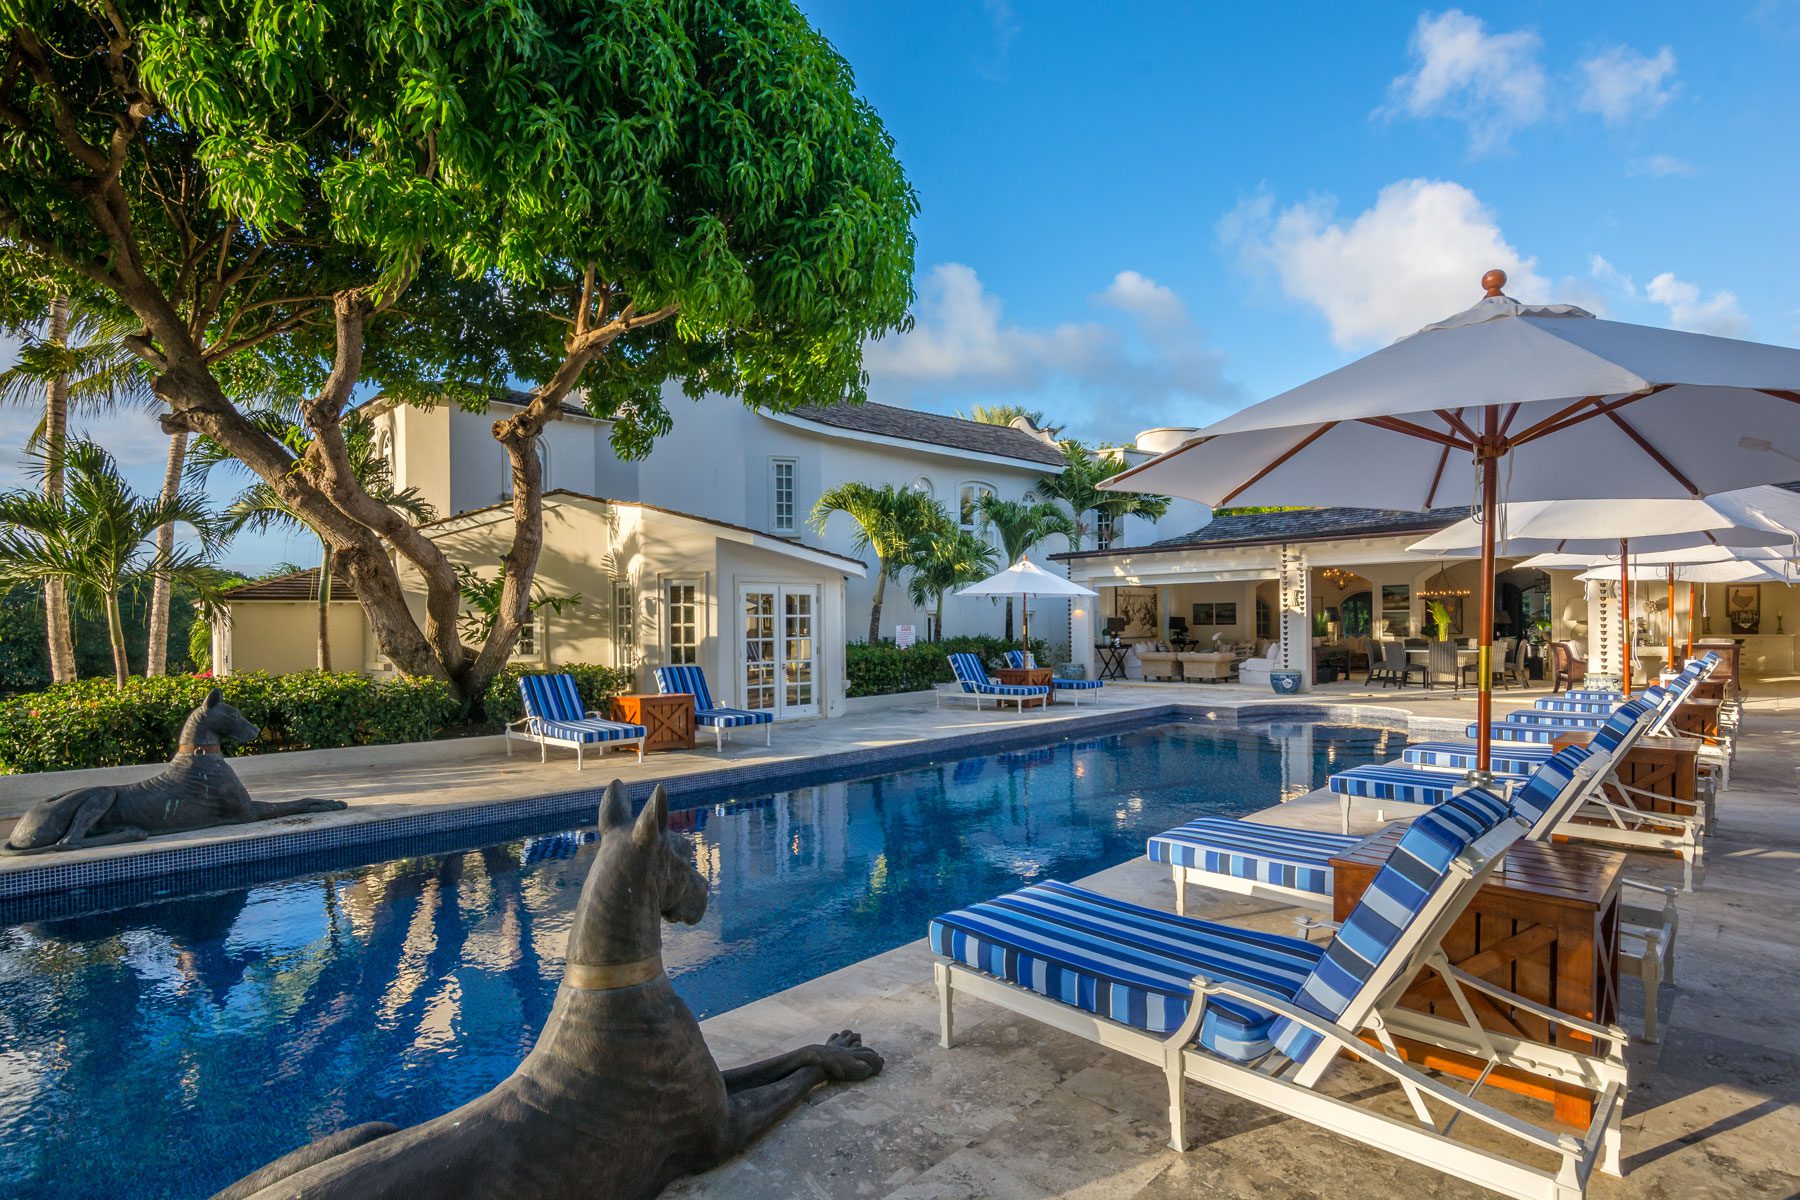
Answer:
[3,688,346,854]
[211,780,883,1200]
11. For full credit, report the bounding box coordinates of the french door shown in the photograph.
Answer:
[740,584,820,718]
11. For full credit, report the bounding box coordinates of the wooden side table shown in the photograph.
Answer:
[992,666,1053,707]
[1553,730,1698,826]
[1332,829,1624,1127]
[610,692,695,751]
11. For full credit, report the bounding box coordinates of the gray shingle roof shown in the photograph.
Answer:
[785,402,1066,467]
[222,567,358,602]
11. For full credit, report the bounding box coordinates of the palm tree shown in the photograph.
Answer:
[973,495,1077,640]
[955,403,1061,434]
[905,513,997,640]
[0,301,156,681]
[810,482,939,643]
[1034,440,1172,551]
[199,409,435,671]
[0,441,221,686]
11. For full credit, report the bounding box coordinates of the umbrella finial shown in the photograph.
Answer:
[1481,268,1508,297]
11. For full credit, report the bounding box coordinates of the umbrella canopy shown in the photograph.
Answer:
[1522,543,1797,570]
[1409,486,1800,557]
[1571,559,1793,584]
[1101,270,1800,773]
[958,557,1098,599]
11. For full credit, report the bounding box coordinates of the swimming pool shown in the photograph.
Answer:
[0,716,1402,1200]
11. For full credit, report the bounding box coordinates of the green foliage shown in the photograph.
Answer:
[455,564,581,644]
[810,481,940,580]
[846,636,1048,698]
[957,404,1057,434]
[1037,440,1172,551]
[479,663,637,727]
[1428,599,1455,641]
[975,495,1077,566]
[0,581,204,693]
[0,672,459,773]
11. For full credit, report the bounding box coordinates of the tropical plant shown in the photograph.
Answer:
[1428,599,1455,641]
[973,495,1078,640]
[0,441,221,686]
[0,1,916,702]
[811,482,941,642]
[957,404,1057,433]
[905,513,998,640]
[456,564,582,645]
[196,409,436,672]
[0,299,158,680]
[1035,440,1173,551]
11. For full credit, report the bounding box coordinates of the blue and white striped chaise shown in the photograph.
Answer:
[654,665,773,750]
[507,673,647,768]
[1004,650,1104,704]
[933,792,1625,1196]
[939,651,1050,712]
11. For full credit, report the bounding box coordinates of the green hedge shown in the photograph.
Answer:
[0,663,636,774]
[847,636,1050,698]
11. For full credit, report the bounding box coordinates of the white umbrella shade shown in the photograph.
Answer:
[1100,270,1800,772]
[1409,486,1800,557]
[1571,560,1792,584]
[1522,543,1798,570]
[958,558,1098,660]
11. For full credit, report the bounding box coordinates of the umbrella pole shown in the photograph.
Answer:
[1475,442,1498,776]
[1686,582,1696,661]
[1021,595,1028,665]
[1619,538,1632,695]
[1666,565,1676,671]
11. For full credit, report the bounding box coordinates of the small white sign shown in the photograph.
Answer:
[894,624,917,648]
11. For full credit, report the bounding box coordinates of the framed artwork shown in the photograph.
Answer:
[1112,587,1159,638]
[1214,601,1237,626]
[1380,583,1411,636]
[1726,584,1760,634]
[1191,602,1214,625]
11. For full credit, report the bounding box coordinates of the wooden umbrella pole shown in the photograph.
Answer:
[1475,428,1499,776]
[1620,538,1633,695]
[1666,564,1676,670]
[1687,582,1696,660]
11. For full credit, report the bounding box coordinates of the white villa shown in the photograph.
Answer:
[212,392,1205,717]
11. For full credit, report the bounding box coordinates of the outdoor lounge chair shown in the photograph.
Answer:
[1552,642,1588,693]
[939,652,1051,712]
[1004,650,1104,703]
[653,665,773,750]
[934,790,1628,1199]
[506,672,647,768]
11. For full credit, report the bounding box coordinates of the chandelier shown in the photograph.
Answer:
[1419,565,1472,599]
[1319,567,1360,589]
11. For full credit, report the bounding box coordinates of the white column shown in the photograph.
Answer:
[1277,545,1313,692]
[1070,585,1096,678]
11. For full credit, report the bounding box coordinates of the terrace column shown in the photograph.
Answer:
[1069,581,1096,678]
[1277,544,1313,692]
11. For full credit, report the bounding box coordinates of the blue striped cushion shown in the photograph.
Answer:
[1401,742,1552,775]
[1564,689,1626,703]
[1504,710,1611,728]
[518,673,584,723]
[948,652,991,693]
[1271,789,1513,1061]
[536,717,646,743]
[1534,698,1619,714]
[1052,677,1104,690]
[655,665,718,711]
[1148,819,1360,898]
[1328,764,1461,807]
[1505,746,1591,829]
[694,706,773,728]
[929,880,1324,1061]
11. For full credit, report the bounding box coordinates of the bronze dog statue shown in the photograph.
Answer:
[210,780,883,1200]
[3,688,346,854]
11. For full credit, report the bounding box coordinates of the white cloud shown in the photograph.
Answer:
[1220,179,1550,349]
[1630,153,1696,178]
[864,264,1238,440]
[1644,273,1752,338]
[1578,45,1678,124]
[1380,10,1548,154]
[1587,253,1637,297]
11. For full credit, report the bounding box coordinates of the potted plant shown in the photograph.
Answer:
[1427,599,1454,641]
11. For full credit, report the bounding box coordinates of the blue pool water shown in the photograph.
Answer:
[0,717,1401,1199]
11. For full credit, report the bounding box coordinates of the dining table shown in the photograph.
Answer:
[1404,644,1482,691]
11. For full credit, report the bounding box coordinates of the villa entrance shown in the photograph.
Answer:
[739,584,820,719]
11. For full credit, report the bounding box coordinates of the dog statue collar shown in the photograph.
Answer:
[178,743,222,756]
[561,955,665,991]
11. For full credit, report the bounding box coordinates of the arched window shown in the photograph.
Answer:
[957,481,995,538]
[910,476,933,498]
[501,441,550,499]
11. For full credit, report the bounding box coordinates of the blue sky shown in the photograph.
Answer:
[5,2,1798,569]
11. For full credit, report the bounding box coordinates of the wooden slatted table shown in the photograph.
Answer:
[992,666,1054,708]
[1332,829,1624,1128]
[610,692,695,752]
[1553,730,1700,828]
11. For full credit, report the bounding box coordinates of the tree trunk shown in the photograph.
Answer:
[145,428,189,675]
[42,296,77,684]
[868,569,887,644]
[935,591,945,641]
[104,590,130,688]
[1004,597,1014,643]
[316,543,334,672]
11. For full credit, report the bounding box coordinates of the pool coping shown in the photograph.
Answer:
[0,698,1432,921]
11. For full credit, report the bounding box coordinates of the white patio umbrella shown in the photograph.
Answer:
[958,558,1098,661]
[1412,486,1800,689]
[1101,269,1800,772]
[1537,552,1797,664]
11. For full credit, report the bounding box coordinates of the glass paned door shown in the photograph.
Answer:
[782,588,818,716]
[742,590,777,713]
[740,585,819,718]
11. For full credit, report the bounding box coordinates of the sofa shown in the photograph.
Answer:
[1237,644,1285,690]
[1133,642,1181,681]
[1176,650,1233,682]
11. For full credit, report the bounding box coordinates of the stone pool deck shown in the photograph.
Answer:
[659,686,1800,1200]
